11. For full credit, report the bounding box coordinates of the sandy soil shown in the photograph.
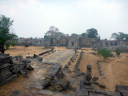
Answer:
[79,48,128,91]
[5,46,49,58]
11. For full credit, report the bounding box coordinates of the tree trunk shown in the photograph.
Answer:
[1,44,5,53]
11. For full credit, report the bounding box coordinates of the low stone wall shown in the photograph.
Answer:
[74,51,83,72]
[97,60,104,79]
[38,49,53,56]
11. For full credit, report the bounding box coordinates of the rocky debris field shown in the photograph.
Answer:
[0,46,128,96]
[0,53,33,86]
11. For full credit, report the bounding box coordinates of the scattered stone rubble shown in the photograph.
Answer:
[97,60,104,79]
[116,85,128,96]
[40,62,71,92]
[0,53,33,85]
[39,48,54,56]
[80,64,93,90]
[74,51,83,72]
[77,64,127,96]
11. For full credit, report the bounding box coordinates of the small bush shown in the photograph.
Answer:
[115,48,121,56]
[98,48,112,61]
[109,52,114,57]
[11,41,16,49]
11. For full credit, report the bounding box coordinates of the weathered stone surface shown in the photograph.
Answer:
[107,91,121,96]
[39,90,55,95]
[61,93,74,96]
[21,58,31,64]
[92,76,98,81]
[75,90,88,96]
[122,92,128,96]
[41,63,71,92]
[89,92,105,96]
[28,89,38,95]
[39,49,52,56]
[116,85,128,92]
[0,53,34,85]
[99,84,106,89]
[74,52,82,72]
[116,85,128,96]
[95,90,107,95]
[35,57,43,62]
[10,90,21,96]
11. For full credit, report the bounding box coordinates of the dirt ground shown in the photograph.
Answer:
[79,48,128,91]
[5,46,48,58]
[0,46,128,96]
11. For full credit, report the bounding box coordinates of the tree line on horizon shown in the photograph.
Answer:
[44,26,99,39]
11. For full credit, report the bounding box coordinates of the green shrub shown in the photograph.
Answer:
[115,48,121,56]
[98,48,112,61]
[11,41,16,49]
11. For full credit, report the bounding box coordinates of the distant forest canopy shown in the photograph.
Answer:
[111,32,128,40]
[44,26,100,39]
[44,26,128,41]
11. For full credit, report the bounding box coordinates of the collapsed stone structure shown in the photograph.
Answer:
[0,53,33,85]
[40,62,71,92]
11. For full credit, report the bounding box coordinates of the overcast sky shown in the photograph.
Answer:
[0,0,128,39]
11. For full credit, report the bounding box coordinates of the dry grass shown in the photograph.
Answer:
[79,48,128,91]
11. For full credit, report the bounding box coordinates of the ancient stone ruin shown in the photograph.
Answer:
[0,53,33,85]
[41,63,71,92]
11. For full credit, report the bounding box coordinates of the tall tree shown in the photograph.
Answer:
[0,15,17,53]
[81,33,87,37]
[86,28,98,38]
[45,26,65,39]
[71,33,79,37]
[111,32,128,40]
[111,33,119,40]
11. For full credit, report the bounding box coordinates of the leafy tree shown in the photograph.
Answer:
[111,32,128,40]
[0,15,17,53]
[45,26,65,39]
[86,28,98,38]
[11,41,15,49]
[98,48,112,61]
[81,33,87,37]
[111,33,119,40]
[125,34,128,40]
[71,33,79,37]
[115,48,121,56]
[44,35,48,39]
